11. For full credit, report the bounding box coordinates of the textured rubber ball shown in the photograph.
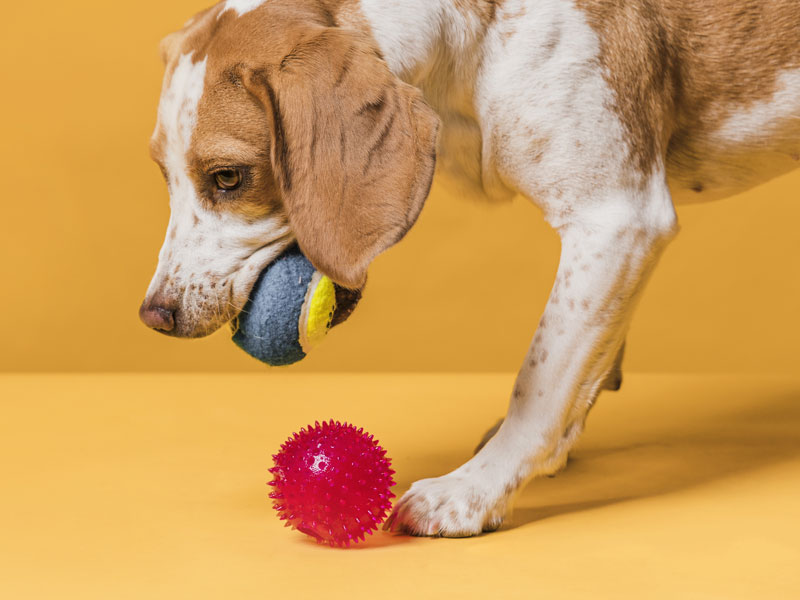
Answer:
[231,246,361,366]
[268,420,396,547]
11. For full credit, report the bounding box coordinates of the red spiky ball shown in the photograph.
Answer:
[268,420,396,547]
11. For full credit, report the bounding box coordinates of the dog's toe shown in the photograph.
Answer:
[384,474,507,537]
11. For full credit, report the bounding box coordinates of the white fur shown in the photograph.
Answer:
[715,69,800,144]
[145,52,291,336]
[157,53,206,188]
[359,0,451,78]
[221,0,267,17]
[479,0,641,221]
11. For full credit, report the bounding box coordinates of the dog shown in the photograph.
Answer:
[140,0,800,537]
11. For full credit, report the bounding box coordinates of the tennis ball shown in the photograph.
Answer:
[232,245,360,366]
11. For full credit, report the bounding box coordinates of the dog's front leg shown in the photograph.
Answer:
[385,188,678,537]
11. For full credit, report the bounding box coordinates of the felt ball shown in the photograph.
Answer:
[268,420,396,547]
[232,246,360,366]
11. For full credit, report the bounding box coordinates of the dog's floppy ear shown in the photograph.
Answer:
[243,27,439,289]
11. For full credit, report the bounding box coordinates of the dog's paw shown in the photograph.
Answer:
[383,473,508,537]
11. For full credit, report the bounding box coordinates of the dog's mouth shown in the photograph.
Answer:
[156,241,363,340]
[150,239,291,339]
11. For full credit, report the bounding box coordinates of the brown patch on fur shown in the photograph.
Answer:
[574,0,800,175]
[467,494,483,517]
[157,5,225,76]
[190,86,282,222]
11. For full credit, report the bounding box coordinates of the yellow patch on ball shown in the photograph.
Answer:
[299,272,337,353]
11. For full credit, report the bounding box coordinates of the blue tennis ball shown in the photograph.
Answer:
[232,246,360,366]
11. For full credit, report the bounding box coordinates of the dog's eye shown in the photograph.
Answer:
[213,169,242,191]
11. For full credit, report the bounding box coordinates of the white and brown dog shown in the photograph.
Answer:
[140,0,800,536]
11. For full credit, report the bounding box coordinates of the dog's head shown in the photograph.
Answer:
[140,1,438,337]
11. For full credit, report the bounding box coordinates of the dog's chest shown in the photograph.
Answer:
[412,69,483,197]
[408,33,514,202]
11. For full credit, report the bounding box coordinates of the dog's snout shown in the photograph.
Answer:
[139,299,176,332]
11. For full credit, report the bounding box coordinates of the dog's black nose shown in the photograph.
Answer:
[139,300,175,332]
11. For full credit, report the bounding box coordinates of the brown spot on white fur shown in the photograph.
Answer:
[453,0,502,26]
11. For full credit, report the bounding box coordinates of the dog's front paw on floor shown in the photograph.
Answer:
[383,474,507,537]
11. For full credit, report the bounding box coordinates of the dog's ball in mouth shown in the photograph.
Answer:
[268,420,395,547]
[231,245,361,366]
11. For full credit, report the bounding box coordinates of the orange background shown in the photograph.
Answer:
[2,4,800,599]
[1,0,798,373]
[1,372,798,599]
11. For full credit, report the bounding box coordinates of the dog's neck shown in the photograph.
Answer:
[337,0,489,110]
[334,0,509,200]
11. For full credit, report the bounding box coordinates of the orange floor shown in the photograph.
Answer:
[1,373,799,599]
